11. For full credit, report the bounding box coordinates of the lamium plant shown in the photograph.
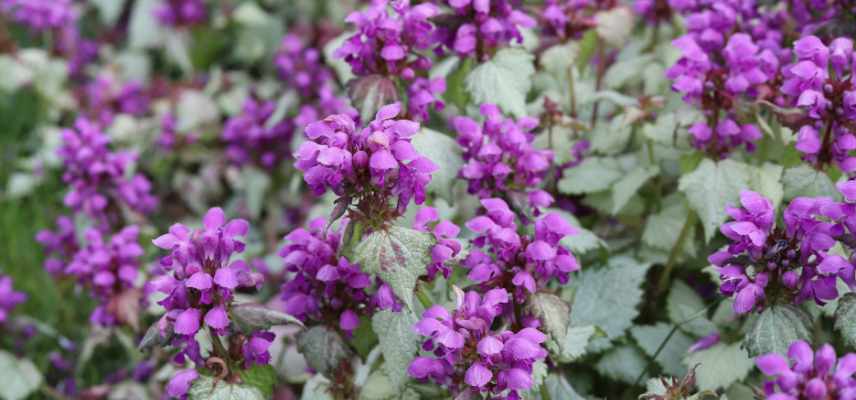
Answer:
[7,0,856,399]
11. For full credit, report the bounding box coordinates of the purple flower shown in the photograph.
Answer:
[463,198,579,300]
[295,102,437,219]
[36,216,78,277]
[782,35,856,172]
[756,340,856,399]
[279,218,400,336]
[409,288,547,398]
[166,369,198,399]
[0,275,26,325]
[433,0,535,59]
[151,207,264,365]
[413,207,462,280]
[710,191,849,314]
[58,119,157,226]
[0,0,74,31]
[222,97,295,169]
[155,0,206,27]
[454,104,554,210]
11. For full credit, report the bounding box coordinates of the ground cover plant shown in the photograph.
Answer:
[3,0,856,399]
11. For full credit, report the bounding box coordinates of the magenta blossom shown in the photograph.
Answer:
[756,340,856,399]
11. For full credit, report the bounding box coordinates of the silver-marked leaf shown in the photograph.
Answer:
[643,196,697,258]
[465,48,534,117]
[188,375,265,400]
[0,351,42,400]
[678,159,753,241]
[558,157,624,195]
[297,326,352,377]
[232,303,303,334]
[666,281,716,337]
[354,226,435,310]
[554,325,598,363]
[359,369,421,400]
[372,310,419,389]
[594,7,635,48]
[684,343,753,391]
[567,256,651,352]
[411,128,464,202]
[595,344,648,384]
[301,374,334,400]
[540,373,585,400]
[547,208,606,254]
[749,163,784,209]
[782,165,837,200]
[525,292,571,360]
[631,323,694,377]
[612,165,659,214]
[835,293,856,348]
[743,304,812,357]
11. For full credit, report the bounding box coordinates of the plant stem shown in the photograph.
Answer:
[656,210,697,297]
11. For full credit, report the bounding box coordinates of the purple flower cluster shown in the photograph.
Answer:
[0,274,26,325]
[62,226,143,326]
[275,32,354,129]
[155,0,206,27]
[710,190,852,314]
[756,340,856,400]
[782,35,856,172]
[464,198,580,301]
[150,208,269,370]
[157,113,197,151]
[36,215,79,277]
[454,104,554,210]
[78,75,151,127]
[56,25,99,78]
[433,0,535,60]
[413,207,463,281]
[0,0,75,31]
[295,103,437,220]
[408,288,548,399]
[58,119,157,225]
[335,1,445,121]
[666,0,783,157]
[541,0,615,40]
[222,97,295,169]
[279,218,399,336]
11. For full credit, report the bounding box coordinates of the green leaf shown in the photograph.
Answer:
[684,343,753,391]
[749,163,784,209]
[743,304,812,357]
[354,226,434,310]
[782,165,837,200]
[541,373,585,400]
[359,370,420,400]
[558,157,624,195]
[297,326,352,377]
[465,48,535,118]
[678,159,753,241]
[541,43,578,76]
[0,351,42,400]
[442,57,473,110]
[631,323,694,377]
[239,166,271,219]
[666,281,716,337]
[642,197,697,258]
[231,302,303,334]
[834,293,856,348]
[372,310,420,389]
[188,375,265,400]
[595,345,649,384]
[611,165,659,214]
[590,117,633,155]
[525,292,571,360]
[554,325,599,363]
[411,129,464,202]
[576,30,599,71]
[301,374,334,400]
[128,0,163,49]
[239,365,278,398]
[567,256,651,351]
[176,90,220,132]
[594,7,635,48]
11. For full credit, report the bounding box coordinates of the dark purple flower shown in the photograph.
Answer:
[155,0,206,27]
[0,275,26,325]
[0,0,74,31]
[222,97,295,169]
[756,340,856,399]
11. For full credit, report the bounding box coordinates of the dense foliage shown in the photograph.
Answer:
[4,0,856,399]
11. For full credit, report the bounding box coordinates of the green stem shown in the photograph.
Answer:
[656,211,697,296]
[416,282,433,310]
[340,220,365,260]
[540,380,552,400]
